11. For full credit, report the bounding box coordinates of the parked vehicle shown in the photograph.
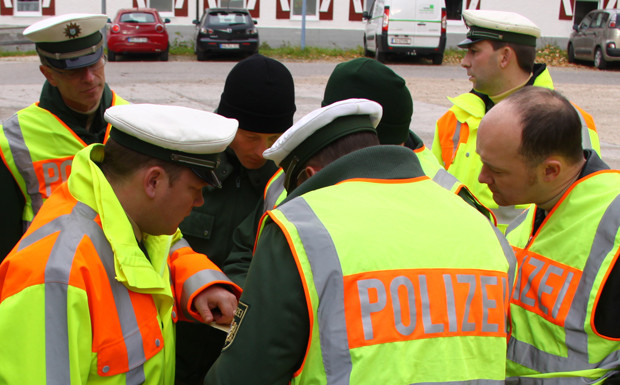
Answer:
[106,8,170,62]
[362,0,447,64]
[193,8,259,61]
[568,8,620,69]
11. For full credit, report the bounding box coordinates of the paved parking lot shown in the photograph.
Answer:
[1,56,619,167]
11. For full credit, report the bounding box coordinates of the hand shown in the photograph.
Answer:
[193,285,238,324]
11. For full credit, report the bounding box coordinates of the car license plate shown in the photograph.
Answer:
[391,37,411,45]
[128,37,148,43]
[220,43,240,49]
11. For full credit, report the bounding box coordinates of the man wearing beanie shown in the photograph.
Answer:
[0,13,128,260]
[205,99,515,385]
[320,58,494,223]
[176,54,296,385]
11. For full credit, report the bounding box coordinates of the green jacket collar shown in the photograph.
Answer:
[38,81,114,144]
[284,145,424,203]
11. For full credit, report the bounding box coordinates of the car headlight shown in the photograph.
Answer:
[246,27,257,34]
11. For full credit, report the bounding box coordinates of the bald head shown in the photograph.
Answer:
[477,87,586,208]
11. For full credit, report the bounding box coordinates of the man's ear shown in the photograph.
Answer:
[39,65,58,87]
[541,158,562,182]
[143,166,166,199]
[498,46,513,69]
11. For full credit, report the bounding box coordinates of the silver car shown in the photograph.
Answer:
[568,8,620,69]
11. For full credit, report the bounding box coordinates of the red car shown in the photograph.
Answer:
[107,8,170,61]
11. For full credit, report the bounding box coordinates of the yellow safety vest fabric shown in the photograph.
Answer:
[431,71,600,232]
[505,171,620,384]
[266,176,515,385]
[0,144,238,384]
[0,94,129,228]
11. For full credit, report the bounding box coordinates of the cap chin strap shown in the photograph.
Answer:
[170,153,220,169]
[282,156,300,193]
[36,39,104,60]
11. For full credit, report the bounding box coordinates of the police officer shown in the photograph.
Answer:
[223,57,496,289]
[432,10,599,231]
[477,87,620,383]
[176,54,296,385]
[0,104,241,384]
[206,98,516,385]
[0,13,128,259]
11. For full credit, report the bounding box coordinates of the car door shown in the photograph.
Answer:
[573,12,593,59]
[582,12,605,58]
[364,0,384,51]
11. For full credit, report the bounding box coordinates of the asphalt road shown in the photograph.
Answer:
[1,55,619,167]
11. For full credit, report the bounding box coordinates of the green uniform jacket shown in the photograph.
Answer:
[0,81,122,260]
[176,147,278,385]
[222,131,495,289]
[205,145,513,385]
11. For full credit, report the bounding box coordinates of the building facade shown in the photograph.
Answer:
[1,0,618,49]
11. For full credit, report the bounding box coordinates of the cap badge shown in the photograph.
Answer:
[64,22,82,39]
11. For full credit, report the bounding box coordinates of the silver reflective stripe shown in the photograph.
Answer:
[575,107,593,150]
[451,121,462,160]
[23,202,146,384]
[491,225,517,306]
[180,269,234,321]
[432,168,460,191]
[493,205,526,227]
[263,172,286,212]
[508,193,620,375]
[414,380,504,385]
[3,114,44,218]
[169,238,190,255]
[278,198,353,385]
[505,208,530,236]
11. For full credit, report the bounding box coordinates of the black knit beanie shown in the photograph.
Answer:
[217,54,296,134]
[321,58,413,144]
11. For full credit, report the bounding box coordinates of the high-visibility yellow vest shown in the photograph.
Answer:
[0,94,128,229]
[265,175,516,384]
[432,69,600,232]
[505,170,620,384]
[0,144,240,385]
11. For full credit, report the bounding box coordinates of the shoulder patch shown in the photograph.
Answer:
[223,300,249,351]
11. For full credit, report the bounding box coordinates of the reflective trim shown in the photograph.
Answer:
[415,380,505,385]
[24,202,147,383]
[263,171,286,212]
[451,121,462,159]
[576,108,592,151]
[492,225,517,308]
[169,238,190,255]
[432,168,460,191]
[505,208,530,236]
[180,269,234,321]
[508,193,620,374]
[3,114,44,218]
[278,198,353,385]
[493,205,526,228]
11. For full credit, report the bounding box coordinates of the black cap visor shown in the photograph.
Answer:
[110,127,223,187]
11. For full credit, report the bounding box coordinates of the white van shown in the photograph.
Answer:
[363,0,447,64]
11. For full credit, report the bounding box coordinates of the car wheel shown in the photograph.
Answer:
[594,47,607,70]
[197,51,208,61]
[160,49,169,61]
[431,53,443,65]
[363,36,371,57]
[107,50,116,62]
[567,43,575,63]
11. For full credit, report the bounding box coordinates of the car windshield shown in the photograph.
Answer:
[206,12,249,26]
[120,12,156,23]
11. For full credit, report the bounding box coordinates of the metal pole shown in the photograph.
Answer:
[101,0,106,14]
[301,0,307,50]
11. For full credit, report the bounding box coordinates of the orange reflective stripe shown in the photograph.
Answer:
[344,268,508,349]
[572,103,597,133]
[512,248,582,327]
[32,156,73,199]
[436,112,469,169]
